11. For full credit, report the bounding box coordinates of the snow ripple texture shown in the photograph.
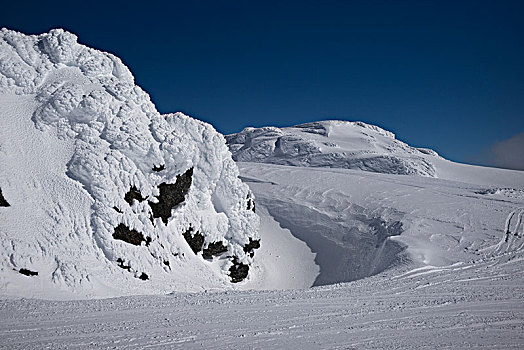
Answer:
[0,28,259,298]
[226,120,438,176]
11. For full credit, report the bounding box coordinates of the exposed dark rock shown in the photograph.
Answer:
[243,238,260,258]
[113,223,147,246]
[116,258,131,271]
[247,198,255,213]
[124,186,146,206]
[0,188,10,207]
[182,226,204,254]
[149,167,193,225]
[163,260,170,267]
[139,272,149,280]
[229,258,249,283]
[19,268,38,276]
[152,164,165,172]
[202,242,228,259]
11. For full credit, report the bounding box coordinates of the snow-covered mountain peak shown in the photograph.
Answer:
[0,28,259,299]
[293,120,396,139]
[227,119,439,176]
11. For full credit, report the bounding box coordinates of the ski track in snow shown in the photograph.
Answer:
[1,252,523,349]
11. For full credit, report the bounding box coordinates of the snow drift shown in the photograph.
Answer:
[0,28,259,299]
[226,120,439,176]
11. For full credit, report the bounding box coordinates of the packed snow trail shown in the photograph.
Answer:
[1,248,523,349]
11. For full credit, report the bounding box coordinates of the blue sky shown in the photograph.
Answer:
[2,0,523,167]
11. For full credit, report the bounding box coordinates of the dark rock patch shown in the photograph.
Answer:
[163,260,170,267]
[229,258,249,283]
[116,258,131,271]
[124,186,146,206]
[0,188,10,207]
[243,238,260,257]
[113,206,122,213]
[19,268,38,276]
[139,272,149,280]
[149,167,193,225]
[113,223,147,246]
[202,242,228,259]
[152,164,165,172]
[247,198,255,213]
[182,226,204,254]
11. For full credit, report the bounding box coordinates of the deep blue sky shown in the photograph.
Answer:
[2,0,523,166]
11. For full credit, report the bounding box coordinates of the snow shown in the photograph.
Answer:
[0,28,259,299]
[238,161,524,286]
[239,206,319,290]
[1,28,524,348]
[3,158,522,347]
[226,120,439,176]
[1,249,523,349]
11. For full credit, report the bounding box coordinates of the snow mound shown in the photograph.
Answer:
[226,120,439,176]
[0,28,259,299]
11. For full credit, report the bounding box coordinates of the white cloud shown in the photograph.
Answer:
[489,132,524,171]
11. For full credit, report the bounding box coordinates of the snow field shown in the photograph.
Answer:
[1,27,524,348]
[238,162,524,287]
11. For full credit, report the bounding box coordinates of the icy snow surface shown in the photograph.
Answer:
[0,28,259,298]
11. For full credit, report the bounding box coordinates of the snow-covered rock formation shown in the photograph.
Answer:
[0,28,259,299]
[226,120,439,176]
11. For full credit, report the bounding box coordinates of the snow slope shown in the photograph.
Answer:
[226,120,439,176]
[239,162,524,287]
[0,28,259,299]
[1,161,523,348]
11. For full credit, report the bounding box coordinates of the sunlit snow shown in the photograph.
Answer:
[1,28,524,349]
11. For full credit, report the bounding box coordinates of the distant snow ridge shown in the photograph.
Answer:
[0,29,259,298]
[227,120,439,176]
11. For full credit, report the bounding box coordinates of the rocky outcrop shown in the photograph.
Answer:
[0,188,9,207]
[19,268,38,276]
[0,28,260,298]
[113,224,149,246]
[149,168,193,225]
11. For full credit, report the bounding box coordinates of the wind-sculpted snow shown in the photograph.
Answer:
[226,120,438,176]
[238,161,524,287]
[0,29,259,298]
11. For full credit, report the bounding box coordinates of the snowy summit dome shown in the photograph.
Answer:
[227,120,439,176]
